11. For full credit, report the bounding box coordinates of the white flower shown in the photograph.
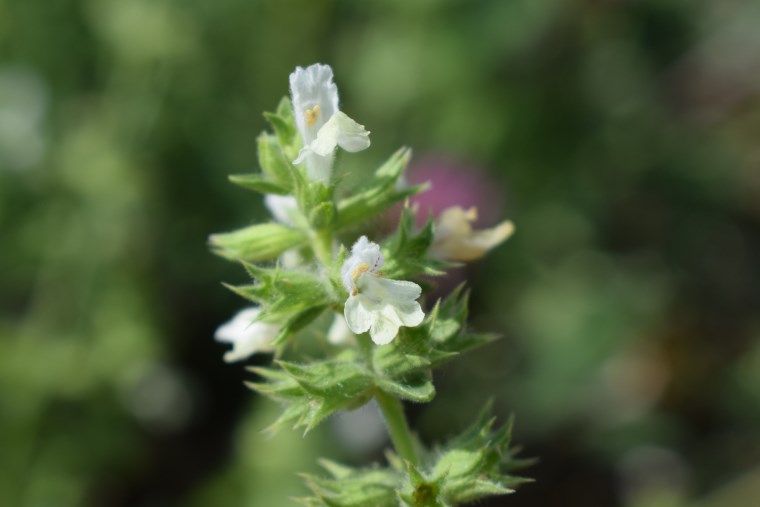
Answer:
[430,206,515,262]
[264,194,300,226]
[263,194,305,267]
[327,314,354,345]
[289,63,370,182]
[214,307,280,362]
[341,236,424,345]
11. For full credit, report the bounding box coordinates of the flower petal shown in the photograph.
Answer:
[305,111,371,158]
[340,236,384,293]
[289,63,339,145]
[264,194,299,226]
[344,294,373,335]
[369,304,403,345]
[431,206,515,261]
[327,314,354,345]
[333,111,371,153]
[293,148,334,183]
[215,307,279,362]
[372,277,422,302]
[394,299,425,327]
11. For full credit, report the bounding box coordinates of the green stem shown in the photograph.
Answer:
[375,389,418,466]
[312,228,333,267]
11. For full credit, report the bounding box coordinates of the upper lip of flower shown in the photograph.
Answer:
[289,63,339,141]
[350,263,371,295]
[340,236,384,294]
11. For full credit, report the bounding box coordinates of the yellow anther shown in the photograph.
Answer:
[304,105,320,127]
[351,263,370,281]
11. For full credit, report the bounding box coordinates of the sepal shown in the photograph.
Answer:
[247,351,374,435]
[228,173,290,195]
[256,133,297,191]
[381,204,451,280]
[398,403,531,506]
[209,223,306,262]
[370,287,496,380]
[300,405,531,507]
[374,372,435,403]
[296,460,400,507]
[336,148,426,230]
[264,96,300,160]
[225,264,334,329]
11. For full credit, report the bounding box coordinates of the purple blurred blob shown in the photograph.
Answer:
[392,154,506,228]
[386,154,509,297]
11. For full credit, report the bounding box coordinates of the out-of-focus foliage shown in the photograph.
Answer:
[2,0,759,506]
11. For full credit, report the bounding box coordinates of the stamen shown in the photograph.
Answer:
[351,263,370,281]
[304,105,320,127]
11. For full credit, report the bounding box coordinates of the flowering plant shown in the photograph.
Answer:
[210,63,527,506]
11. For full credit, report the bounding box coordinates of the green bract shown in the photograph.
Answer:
[211,64,528,506]
[298,403,530,507]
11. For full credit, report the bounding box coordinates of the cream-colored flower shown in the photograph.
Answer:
[214,307,279,362]
[430,206,514,261]
[289,64,370,182]
[341,236,424,345]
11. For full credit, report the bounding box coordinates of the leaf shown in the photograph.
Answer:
[271,305,329,346]
[228,174,290,195]
[423,405,530,505]
[257,133,296,189]
[375,373,435,403]
[335,148,427,230]
[381,203,451,280]
[247,353,375,435]
[209,222,306,262]
[264,96,298,154]
[308,201,336,229]
[298,463,401,507]
[229,265,335,323]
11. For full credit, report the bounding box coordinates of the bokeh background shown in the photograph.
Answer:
[2,0,760,506]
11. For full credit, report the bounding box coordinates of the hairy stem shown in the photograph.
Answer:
[375,389,418,466]
[312,228,333,267]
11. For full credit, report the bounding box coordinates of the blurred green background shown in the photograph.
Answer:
[2,0,760,506]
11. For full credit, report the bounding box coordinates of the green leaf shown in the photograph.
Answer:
[397,404,531,506]
[271,305,329,346]
[264,96,299,156]
[247,353,375,435]
[257,133,295,189]
[336,148,427,230]
[372,327,433,378]
[382,203,450,280]
[375,372,435,403]
[229,265,335,322]
[370,288,493,381]
[309,201,336,229]
[209,223,307,262]
[293,177,335,227]
[228,173,290,195]
[298,461,401,507]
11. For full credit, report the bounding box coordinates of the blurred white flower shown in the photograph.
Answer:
[263,194,305,267]
[214,307,279,362]
[430,206,514,261]
[331,399,387,455]
[264,194,300,226]
[289,64,370,182]
[327,313,355,345]
[341,236,424,345]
